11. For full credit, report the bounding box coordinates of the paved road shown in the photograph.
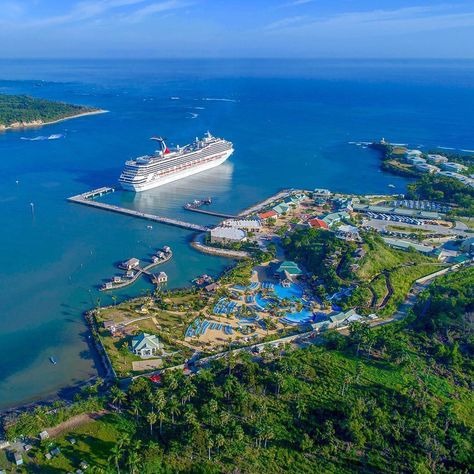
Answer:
[364,218,471,238]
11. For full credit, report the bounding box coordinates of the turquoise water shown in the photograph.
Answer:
[1,59,474,409]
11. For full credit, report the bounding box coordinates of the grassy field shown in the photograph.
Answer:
[370,274,388,307]
[96,297,199,377]
[20,413,123,473]
[357,236,435,280]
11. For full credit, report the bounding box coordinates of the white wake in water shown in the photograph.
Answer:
[21,134,63,141]
[201,97,238,102]
[187,112,199,119]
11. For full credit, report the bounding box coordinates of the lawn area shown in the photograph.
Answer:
[96,298,199,377]
[382,262,445,315]
[370,274,388,307]
[23,413,124,473]
[357,235,435,280]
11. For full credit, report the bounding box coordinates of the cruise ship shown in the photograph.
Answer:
[119,132,234,192]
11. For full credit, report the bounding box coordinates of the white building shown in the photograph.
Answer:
[122,258,140,270]
[440,162,467,173]
[415,163,440,174]
[210,226,246,244]
[221,219,261,232]
[426,154,449,164]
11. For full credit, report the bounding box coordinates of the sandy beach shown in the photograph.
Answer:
[0,109,108,131]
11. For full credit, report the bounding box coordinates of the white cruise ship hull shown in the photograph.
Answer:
[120,149,233,192]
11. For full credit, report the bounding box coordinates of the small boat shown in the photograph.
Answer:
[388,184,396,188]
[49,356,57,365]
[146,225,153,229]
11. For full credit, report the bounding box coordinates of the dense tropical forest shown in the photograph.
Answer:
[3,267,473,473]
[0,94,99,128]
[407,175,474,217]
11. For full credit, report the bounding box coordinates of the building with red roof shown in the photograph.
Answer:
[258,210,278,221]
[307,218,329,230]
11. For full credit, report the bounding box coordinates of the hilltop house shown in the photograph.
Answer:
[131,333,163,358]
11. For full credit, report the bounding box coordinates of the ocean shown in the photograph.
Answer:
[0,59,473,410]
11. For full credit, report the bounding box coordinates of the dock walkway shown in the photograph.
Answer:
[184,206,236,219]
[238,189,294,216]
[100,252,173,291]
[68,189,208,232]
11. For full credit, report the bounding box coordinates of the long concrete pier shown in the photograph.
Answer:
[68,189,209,232]
[184,206,236,219]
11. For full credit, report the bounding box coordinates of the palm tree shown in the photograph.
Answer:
[109,443,123,474]
[110,386,126,410]
[126,450,141,474]
[207,435,214,460]
[158,410,166,435]
[146,411,157,436]
[215,433,225,454]
[167,397,180,424]
[130,399,141,421]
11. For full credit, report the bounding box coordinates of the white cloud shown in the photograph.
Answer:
[264,15,307,31]
[123,0,192,22]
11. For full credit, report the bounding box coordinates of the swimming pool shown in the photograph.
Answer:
[255,283,313,323]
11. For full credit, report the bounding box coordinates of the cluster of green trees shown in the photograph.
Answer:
[0,94,97,127]
[6,267,474,472]
[282,228,357,296]
[412,267,473,382]
[407,175,474,216]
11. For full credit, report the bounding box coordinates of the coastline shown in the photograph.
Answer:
[0,109,108,131]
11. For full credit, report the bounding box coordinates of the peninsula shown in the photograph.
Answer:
[0,93,106,130]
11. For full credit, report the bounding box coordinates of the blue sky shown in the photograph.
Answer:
[1,0,474,58]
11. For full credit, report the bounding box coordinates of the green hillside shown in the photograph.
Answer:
[0,93,99,127]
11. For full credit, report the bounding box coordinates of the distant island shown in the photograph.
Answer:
[0,93,106,130]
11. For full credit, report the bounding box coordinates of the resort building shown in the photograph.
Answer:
[405,149,423,158]
[163,245,172,254]
[332,197,353,211]
[307,218,329,230]
[383,237,435,255]
[258,210,278,221]
[426,154,449,164]
[322,211,350,227]
[222,219,261,232]
[274,261,303,280]
[131,333,163,358]
[314,188,332,197]
[405,156,426,165]
[415,163,440,174]
[272,203,290,215]
[336,224,360,241]
[122,258,140,270]
[440,162,468,173]
[210,226,246,244]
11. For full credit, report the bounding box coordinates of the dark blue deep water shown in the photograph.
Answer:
[0,59,473,409]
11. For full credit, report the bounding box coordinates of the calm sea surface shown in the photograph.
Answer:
[0,59,473,409]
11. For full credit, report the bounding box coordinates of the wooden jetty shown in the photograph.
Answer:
[68,188,209,232]
[100,250,173,291]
